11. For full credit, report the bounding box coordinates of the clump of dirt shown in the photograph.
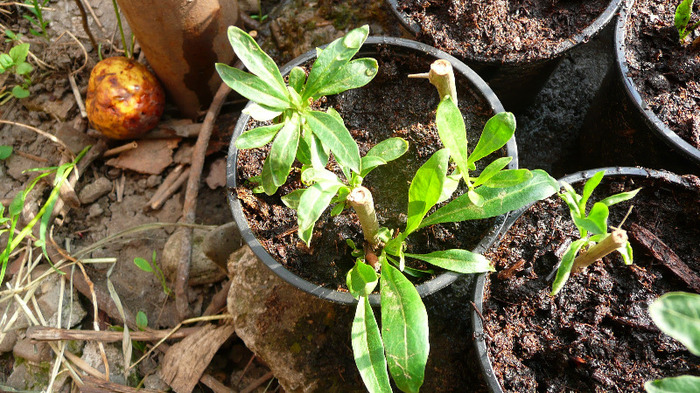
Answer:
[481,173,700,392]
[624,0,700,149]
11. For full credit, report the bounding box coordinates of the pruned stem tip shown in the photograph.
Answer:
[572,229,628,273]
[408,59,458,105]
[347,186,380,248]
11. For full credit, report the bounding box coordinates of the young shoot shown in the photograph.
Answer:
[217,25,378,196]
[552,170,641,295]
[0,43,33,103]
[675,0,700,43]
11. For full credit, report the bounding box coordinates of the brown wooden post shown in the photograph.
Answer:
[115,0,239,119]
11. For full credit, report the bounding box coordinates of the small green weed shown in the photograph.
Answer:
[22,0,51,40]
[0,43,33,103]
[133,250,171,296]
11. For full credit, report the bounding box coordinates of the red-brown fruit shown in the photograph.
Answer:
[86,57,165,139]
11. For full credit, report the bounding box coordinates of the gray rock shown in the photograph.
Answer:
[13,337,52,364]
[79,176,113,204]
[37,274,87,328]
[0,330,18,353]
[7,360,69,391]
[202,222,244,270]
[145,372,170,391]
[81,341,129,385]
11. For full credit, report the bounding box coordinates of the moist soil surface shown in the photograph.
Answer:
[624,0,700,149]
[235,45,500,291]
[395,0,609,62]
[481,173,700,392]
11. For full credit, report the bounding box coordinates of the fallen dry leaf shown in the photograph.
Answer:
[105,138,180,175]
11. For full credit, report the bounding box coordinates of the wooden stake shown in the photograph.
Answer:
[571,229,627,273]
[408,59,458,105]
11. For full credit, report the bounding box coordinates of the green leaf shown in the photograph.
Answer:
[235,123,284,149]
[366,137,409,163]
[135,311,148,331]
[472,157,512,187]
[436,171,460,204]
[312,58,378,98]
[675,0,694,38]
[134,257,153,273]
[481,169,532,188]
[8,43,29,63]
[360,156,387,177]
[0,145,12,160]
[216,64,290,111]
[558,184,582,219]
[347,260,378,298]
[9,192,25,217]
[421,169,558,228]
[14,61,32,76]
[618,241,633,265]
[297,182,342,246]
[288,66,306,93]
[380,258,429,393]
[0,54,14,69]
[303,110,361,174]
[573,202,609,236]
[303,25,369,100]
[330,202,345,216]
[579,170,605,212]
[551,239,588,295]
[281,189,305,210]
[352,296,392,393]
[648,292,700,356]
[436,97,469,179]
[261,155,278,195]
[242,102,282,121]
[224,26,288,97]
[268,114,300,187]
[405,149,450,235]
[599,188,641,207]
[467,189,484,207]
[645,375,700,393]
[467,112,516,168]
[405,249,494,274]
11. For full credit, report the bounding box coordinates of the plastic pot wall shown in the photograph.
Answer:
[227,36,517,306]
[385,0,622,113]
[471,166,690,393]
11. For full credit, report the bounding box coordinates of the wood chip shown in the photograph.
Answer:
[105,138,180,175]
[160,323,236,393]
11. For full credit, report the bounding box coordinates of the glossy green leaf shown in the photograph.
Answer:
[405,149,450,235]
[472,157,512,187]
[579,170,605,212]
[467,112,516,168]
[347,260,378,298]
[297,182,342,246]
[352,296,392,393]
[599,188,641,207]
[618,241,633,265]
[281,189,305,210]
[573,202,609,236]
[288,66,306,94]
[360,156,387,177]
[216,63,290,111]
[467,189,485,207]
[8,43,29,63]
[558,184,582,218]
[242,103,282,122]
[421,169,558,228]
[436,171,461,204]
[366,137,409,162]
[313,58,378,98]
[551,239,588,295]
[405,249,494,274]
[225,26,287,96]
[330,202,345,216]
[482,169,532,188]
[645,375,700,393]
[675,0,694,38]
[235,123,284,149]
[269,115,300,187]
[436,97,469,178]
[380,258,429,393]
[0,145,12,160]
[648,292,700,356]
[134,257,153,273]
[303,25,369,100]
[303,110,361,174]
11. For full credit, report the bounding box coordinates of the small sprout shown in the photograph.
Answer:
[135,310,148,331]
[133,251,171,296]
[0,43,34,104]
[552,170,641,295]
[675,0,700,43]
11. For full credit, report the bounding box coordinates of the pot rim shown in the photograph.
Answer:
[227,36,516,305]
[471,166,689,393]
[385,0,623,66]
[614,0,700,166]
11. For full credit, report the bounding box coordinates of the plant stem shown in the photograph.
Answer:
[571,229,627,273]
[346,186,380,248]
[111,0,130,58]
[408,59,458,105]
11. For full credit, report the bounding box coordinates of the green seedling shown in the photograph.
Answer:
[219,26,560,392]
[552,170,641,295]
[645,292,700,393]
[250,0,268,22]
[217,25,378,196]
[0,43,34,103]
[135,310,148,331]
[4,29,24,43]
[133,250,171,296]
[0,145,12,160]
[22,0,50,40]
[675,0,699,43]
[0,146,89,285]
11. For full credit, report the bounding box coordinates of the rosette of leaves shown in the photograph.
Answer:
[675,0,699,43]
[552,170,641,295]
[216,25,378,195]
[645,292,700,393]
[0,43,33,103]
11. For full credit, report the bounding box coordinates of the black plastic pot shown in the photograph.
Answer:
[579,0,699,172]
[471,166,693,393]
[385,0,622,113]
[227,36,517,306]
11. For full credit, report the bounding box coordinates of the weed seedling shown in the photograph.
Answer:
[22,0,50,40]
[0,42,33,103]
[219,27,560,392]
[675,0,699,43]
[133,250,171,296]
[552,170,641,295]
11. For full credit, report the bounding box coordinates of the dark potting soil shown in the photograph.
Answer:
[396,0,609,63]
[624,0,700,149]
[481,174,700,392]
[235,45,499,291]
